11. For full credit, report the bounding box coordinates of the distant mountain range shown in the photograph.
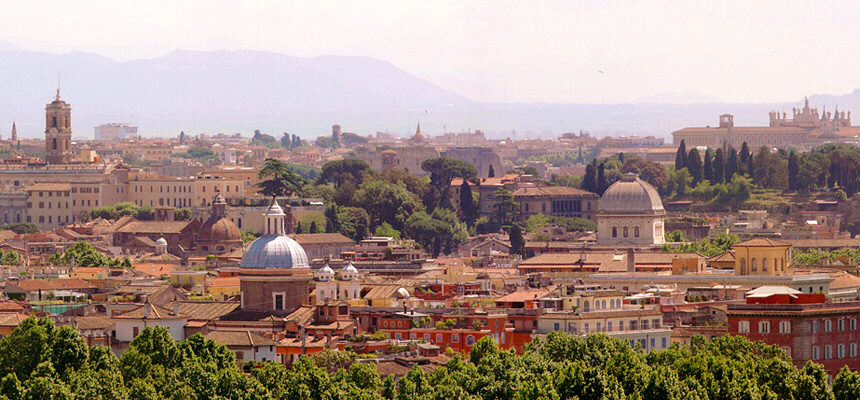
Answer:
[1,46,859,142]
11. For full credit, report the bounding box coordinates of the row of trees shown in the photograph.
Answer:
[83,203,191,222]
[5,318,860,400]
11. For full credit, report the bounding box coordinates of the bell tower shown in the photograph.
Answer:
[45,89,73,164]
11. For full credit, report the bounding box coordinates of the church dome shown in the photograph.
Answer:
[598,173,664,214]
[155,237,168,246]
[241,235,309,269]
[199,218,241,241]
[342,263,358,274]
[199,193,241,241]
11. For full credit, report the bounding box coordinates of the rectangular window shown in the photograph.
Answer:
[759,321,770,333]
[852,319,857,330]
[436,334,443,343]
[133,327,139,337]
[650,338,655,350]
[851,343,858,357]
[619,320,624,331]
[584,322,589,332]
[826,345,833,359]
[812,346,820,360]
[451,334,459,343]
[812,321,820,333]
[738,321,750,333]
[273,294,284,310]
[394,333,401,340]
[825,320,832,332]
[839,344,846,358]
[653,319,660,329]
[779,321,791,334]
[839,319,845,331]
[662,337,667,348]
[607,321,613,332]
[596,322,602,332]
[553,322,559,331]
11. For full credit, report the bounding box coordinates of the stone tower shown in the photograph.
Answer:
[10,121,16,141]
[45,89,73,164]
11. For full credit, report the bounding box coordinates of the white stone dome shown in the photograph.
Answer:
[319,264,334,274]
[155,237,168,246]
[342,263,358,274]
[240,235,309,269]
[598,173,664,214]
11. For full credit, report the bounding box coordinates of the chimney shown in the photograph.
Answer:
[144,302,151,318]
[174,301,180,316]
[283,204,293,234]
[626,248,635,273]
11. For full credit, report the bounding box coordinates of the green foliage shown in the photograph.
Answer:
[85,202,157,222]
[525,213,549,232]
[405,208,468,256]
[421,157,477,211]
[546,216,597,232]
[337,206,370,241]
[0,223,39,235]
[355,179,424,232]
[374,222,401,240]
[241,230,260,244]
[662,232,739,257]
[0,320,853,400]
[51,241,119,267]
[317,159,373,188]
[256,158,307,198]
[510,224,525,256]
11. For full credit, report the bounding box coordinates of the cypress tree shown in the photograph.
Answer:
[713,148,725,184]
[309,220,318,233]
[687,149,703,185]
[488,164,495,178]
[460,180,477,224]
[703,149,713,183]
[739,142,751,175]
[583,162,597,193]
[509,224,525,256]
[788,151,799,191]
[597,162,608,195]
[295,221,303,234]
[675,139,687,170]
[726,148,739,180]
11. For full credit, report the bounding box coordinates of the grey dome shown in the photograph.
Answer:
[240,235,309,269]
[598,173,664,214]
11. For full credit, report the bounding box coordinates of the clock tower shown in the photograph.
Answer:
[45,89,73,164]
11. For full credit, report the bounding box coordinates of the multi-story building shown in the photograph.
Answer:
[727,286,860,375]
[441,147,503,178]
[512,186,598,222]
[94,123,138,141]
[25,183,73,228]
[536,305,672,352]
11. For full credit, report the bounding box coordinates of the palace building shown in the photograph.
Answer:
[671,97,860,149]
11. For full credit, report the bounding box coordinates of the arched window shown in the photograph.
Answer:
[601,300,606,309]
[740,258,747,275]
[52,138,57,150]
[52,116,57,128]
[465,335,476,345]
[623,227,629,238]
[612,227,617,238]
[634,227,640,237]
[762,258,768,272]
[583,300,590,312]
[751,258,758,272]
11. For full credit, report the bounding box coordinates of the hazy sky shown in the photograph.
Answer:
[3,0,860,104]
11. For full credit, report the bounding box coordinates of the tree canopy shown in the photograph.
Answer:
[2,318,860,400]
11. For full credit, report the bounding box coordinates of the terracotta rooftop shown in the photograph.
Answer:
[733,238,791,247]
[12,278,96,291]
[495,289,550,303]
[167,301,239,321]
[0,313,28,327]
[113,303,186,320]
[290,233,355,244]
[134,263,177,277]
[114,221,194,234]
